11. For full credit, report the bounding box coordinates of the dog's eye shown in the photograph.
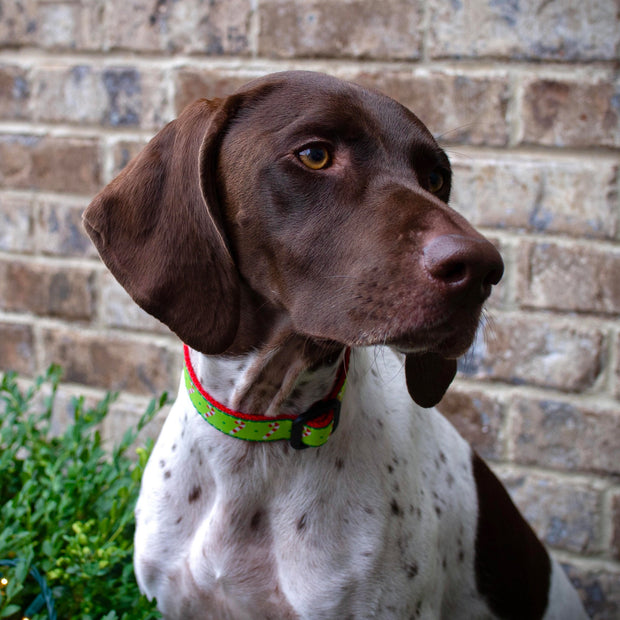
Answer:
[428,170,444,193]
[297,145,331,170]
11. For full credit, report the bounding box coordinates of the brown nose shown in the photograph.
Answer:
[423,234,504,303]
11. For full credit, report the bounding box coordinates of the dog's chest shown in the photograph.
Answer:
[134,351,488,619]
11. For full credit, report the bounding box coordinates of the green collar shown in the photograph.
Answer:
[183,345,349,450]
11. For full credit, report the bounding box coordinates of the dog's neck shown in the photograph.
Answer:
[188,330,345,418]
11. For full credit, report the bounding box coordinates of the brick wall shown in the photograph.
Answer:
[1,0,618,615]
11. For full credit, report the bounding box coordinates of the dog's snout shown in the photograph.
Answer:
[423,234,504,302]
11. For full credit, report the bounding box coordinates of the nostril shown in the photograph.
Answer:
[431,259,468,284]
[423,234,504,300]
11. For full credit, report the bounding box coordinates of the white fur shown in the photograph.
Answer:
[544,560,588,620]
[134,347,586,619]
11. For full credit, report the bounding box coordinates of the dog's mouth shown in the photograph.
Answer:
[392,312,490,407]
[388,312,484,408]
[392,331,474,360]
[389,306,483,359]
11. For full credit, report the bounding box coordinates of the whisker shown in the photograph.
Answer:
[435,122,474,142]
[442,148,476,161]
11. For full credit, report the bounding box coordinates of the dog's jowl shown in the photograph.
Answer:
[84,71,587,619]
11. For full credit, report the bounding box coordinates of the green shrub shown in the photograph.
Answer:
[0,366,164,620]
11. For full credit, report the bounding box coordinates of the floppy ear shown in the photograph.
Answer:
[405,353,457,408]
[83,97,241,354]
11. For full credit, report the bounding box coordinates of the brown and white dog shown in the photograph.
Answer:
[84,71,587,619]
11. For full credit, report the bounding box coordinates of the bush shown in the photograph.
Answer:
[0,366,165,619]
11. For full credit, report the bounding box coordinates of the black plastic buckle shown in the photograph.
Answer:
[289,398,341,450]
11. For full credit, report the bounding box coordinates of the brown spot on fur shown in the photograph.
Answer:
[188,485,202,503]
[405,561,418,579]
[390,499,403,517]
[297,513,307,531]
[250,510,263,531]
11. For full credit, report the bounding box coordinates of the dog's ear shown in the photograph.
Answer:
[83,97,244,354]
[405,353,457,408]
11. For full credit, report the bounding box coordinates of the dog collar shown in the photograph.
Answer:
[183,345,349,450]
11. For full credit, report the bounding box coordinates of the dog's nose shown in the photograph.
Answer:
[423,234,504,303]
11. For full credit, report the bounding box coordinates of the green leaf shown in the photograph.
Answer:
[1,604,21,618]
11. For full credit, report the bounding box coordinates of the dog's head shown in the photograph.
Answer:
[84,71,503,407]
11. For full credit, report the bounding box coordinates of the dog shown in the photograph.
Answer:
[84,71,587,619]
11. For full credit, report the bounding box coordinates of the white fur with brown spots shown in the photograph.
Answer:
[134,347,585,619]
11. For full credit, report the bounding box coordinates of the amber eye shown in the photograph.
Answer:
[428,170,444,193]
[297,145,331,170]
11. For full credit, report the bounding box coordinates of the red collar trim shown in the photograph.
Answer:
[183,345,350,448]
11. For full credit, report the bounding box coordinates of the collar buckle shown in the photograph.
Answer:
[289,398,341,450]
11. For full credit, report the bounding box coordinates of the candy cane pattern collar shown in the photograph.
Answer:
[183,345,350,450]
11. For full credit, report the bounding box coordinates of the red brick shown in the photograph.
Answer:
[32,65,169,130]
[258,0,424,60]
[498,468,603,554]
[173,69,254,115]
[0,64,30,120]
[428,0,619,61]
[352,69,511,146]
[0,134,101,195]
[521,76,620,148]
[518,242,620,315]
[0,2,102,50]
[41,328,178,395]
[0,259,96,320]
[102,0,252,54]
[561,564,620,619]
[0,0,38,47]
[459,313,604,392]
[0,322,35,375]
[511,398,620,475]
[35,199,98,258]
[451,156,618,240]
[0,193,35,253]
[436,388,506,460]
